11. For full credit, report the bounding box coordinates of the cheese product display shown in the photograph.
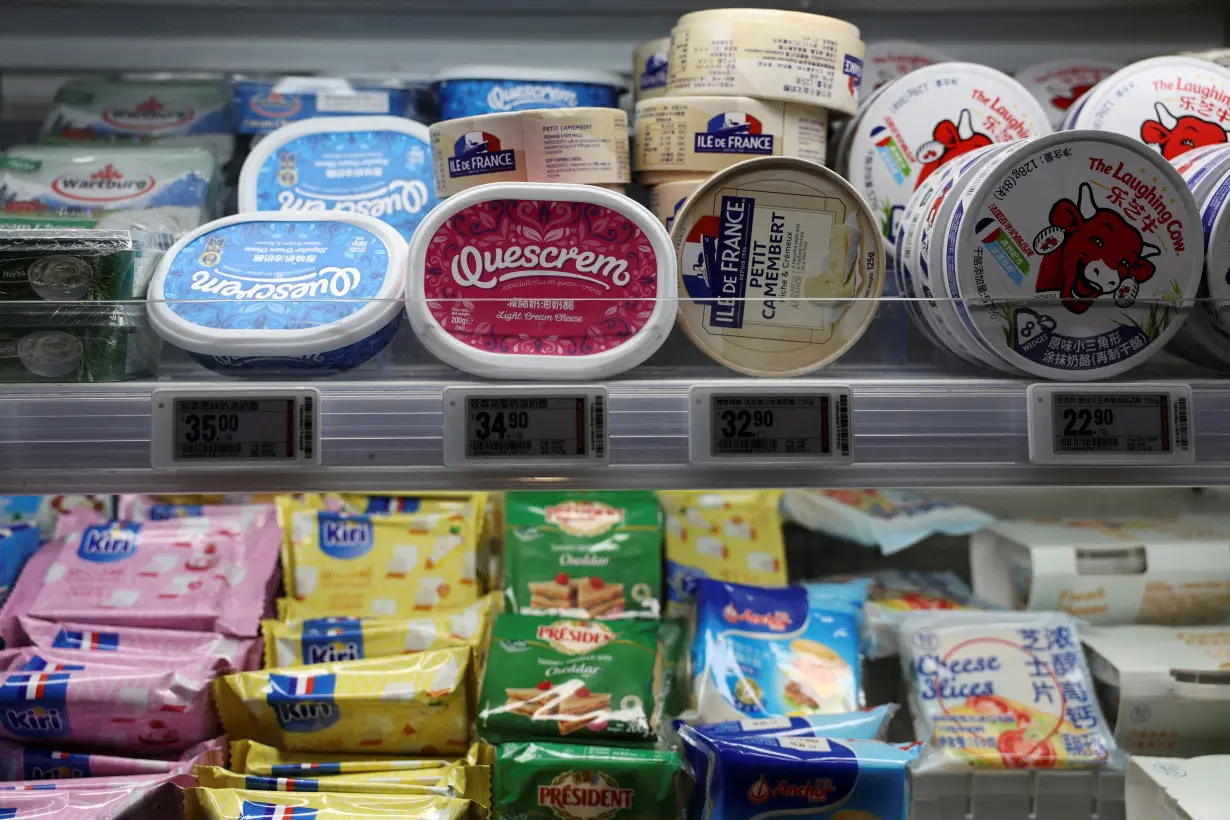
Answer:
[185,788,480,819]
[633,96,828,183]
[1127,754,1230,820]
[0,228,168,303]
[0,734,223,779]
[1016,59,1123,128]
[19,615,260,671]
[633,38,671,104]
[0,526,39,608]
[782,489,994,554]
[433,66,625,120]
[647,177,703,230]
[407,182,675,379]
[862,40,953,94]
[861,570,993,659]
[238,116,439,244]
[672,157,884,376]
[147,212,408,376]
[503,491,662,619]
[232,75,422,135]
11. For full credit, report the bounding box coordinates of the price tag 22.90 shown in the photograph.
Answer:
[151,388,321,469]
[689,385,853,465]
[443,387,609,467]
[1027,383,1193,464]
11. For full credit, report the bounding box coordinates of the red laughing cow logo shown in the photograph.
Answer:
[1031,182,1159,314]
[1141,101,1228,160]
[1050,83,1095,113]
[914,109,992,190]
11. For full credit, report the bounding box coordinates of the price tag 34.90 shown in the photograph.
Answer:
[151,388,321,470]
[689,384,853,466]
[443,387,609,467]
[1027,383,1193,464]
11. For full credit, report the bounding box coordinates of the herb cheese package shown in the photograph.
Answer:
[477,614,658,745]
[504,492,663,619]
[493,741,682,820]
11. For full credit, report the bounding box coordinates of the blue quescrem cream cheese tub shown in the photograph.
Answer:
[231,76,418,135]
[238,116,439,244]
[670,157,884,377]
[433,65,626,120]
[147,212,408,376]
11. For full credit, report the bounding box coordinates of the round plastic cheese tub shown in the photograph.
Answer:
[406,182,676,380]
[633,37,671,104]
[1202,168,1230,334]
[846,62,1052,257]
[1067,56,1230,162]
[671,157,885,377]
[1173,144,1230,205]
[432,65,626,120]
[862,40,951,95]
[939,130,1203,381]
[231,75,416,135]
[634,96,828,182]
[238,116,438,244]
[148,212,408,376]
[1015,59,1122,128]
[667,9,865,116]
[649,178,706,230]
[428,107,630,197]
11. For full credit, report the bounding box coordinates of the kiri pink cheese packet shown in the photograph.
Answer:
[0,774,191,819]
[0,545,60,649]
[19,616,260,672]
[27,509,281,637]
[0,648,219,755]
[0,735,225,780]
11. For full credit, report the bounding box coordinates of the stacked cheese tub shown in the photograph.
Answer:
[0,496,281,818]
[632,9,866,229]
[196,491,496,819]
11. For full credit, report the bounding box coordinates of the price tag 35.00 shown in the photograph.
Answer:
[443,387,609,467]
[151,388,321,470]
[689,384,853,466]
[1027,383,1193,464]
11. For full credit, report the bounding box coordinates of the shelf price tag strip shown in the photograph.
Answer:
[1027,383,1193,465]
[688,383,853,466]
[150,387,321,470]
[443,386,609,468]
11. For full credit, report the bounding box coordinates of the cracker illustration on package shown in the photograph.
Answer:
[897,611,1119,770]
[478,614,658,745]
[212,647,475,755]
[504,491,663,619]
[658,490,787,617]
[284,507,481,619]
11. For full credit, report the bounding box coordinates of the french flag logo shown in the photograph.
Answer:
[0,671,72,738]
[246,775,320,792]
[455,131,501,158]
[708,112,762,135]
[267,673,339,734]
[271,762,341,776]
[52,628,120,651]
[239,802,319,819]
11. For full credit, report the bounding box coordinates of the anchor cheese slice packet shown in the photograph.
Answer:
[184,788,481,820]
[212,647,475,755]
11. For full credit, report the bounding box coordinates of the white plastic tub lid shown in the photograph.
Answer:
[406,182,675,379]
[432,65,627,89]
[238,116,438,244]
[148,212,408,357]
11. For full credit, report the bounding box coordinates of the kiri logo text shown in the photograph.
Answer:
[695,112,775,155]
[305,641,361,664]
[451,244,630,290]
[76,525,139,563]
[268,673,340,733]
[101,96,195,131]
[448,131,517,178]
[276,180,431,219]
[4,707,65,734]
[487,84,579,112]
[51,164,156,203]
[188,265,362,301]
[722,603,792,631]
[318,516,375,560]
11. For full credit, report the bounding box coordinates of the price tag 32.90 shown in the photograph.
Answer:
[689,384,853,466]
[443,387,609,467]
[151,388,321,470]
[1027,383,1193,464]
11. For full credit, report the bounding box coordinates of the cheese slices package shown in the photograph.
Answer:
[194,760,488,802]
[230,738,489,776]
[783,489,994,554]
[281,503,482,619]
[184,788,480,820]
[213,647,475,755]
[0,734,224,780]
[658,490,787,617]
[263,594,495,667]
[897,610,1120,771]
[0,775,189,819]
[863,570,992,659]
[20,615,260,671]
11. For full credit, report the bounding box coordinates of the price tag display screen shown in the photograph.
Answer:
[710,394,837,457]
[465,396,599,460]
[1051,392,1182,454]
[172,397,301,462]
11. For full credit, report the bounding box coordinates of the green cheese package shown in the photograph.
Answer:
[504,491,663,620]
[0,228,170,303]
[494,741,682,820]
[477,614,659,745]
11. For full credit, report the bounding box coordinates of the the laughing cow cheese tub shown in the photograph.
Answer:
[940,131,1203,381]
[428,108,630,197]
[1016,59,1122,129]
[846,62,1051,254]
[149,212,407,375]
[1068,56,1230,161]
[406,183,676,379]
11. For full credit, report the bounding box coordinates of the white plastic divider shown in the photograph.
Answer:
[911,768,1126,820]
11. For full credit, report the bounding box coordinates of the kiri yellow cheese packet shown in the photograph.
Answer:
[284,507,481,618]
[658,490,788,617]
[194,761,489,804]
[212,647,475,755]
[230,738,457,776]
[263,594,496,667]
[184,788,480,820]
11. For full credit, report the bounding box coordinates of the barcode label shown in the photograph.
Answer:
[1057,437,1120,451]
[590,393,607,459]
[836,393,851,458]
[299,394,316,460]
[1027,384,1193,465]
[1175,396,1190,451]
